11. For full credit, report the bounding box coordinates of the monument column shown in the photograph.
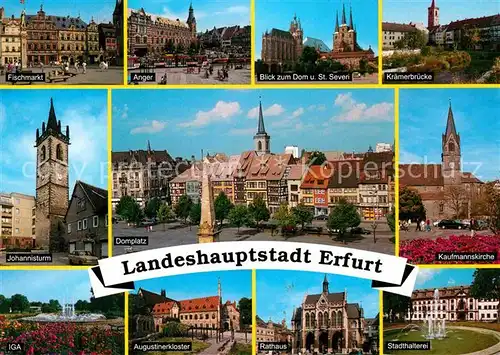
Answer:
[198,165,218,243]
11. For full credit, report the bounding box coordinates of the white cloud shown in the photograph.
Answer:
[179,101,241,128]
[229,127,256,136]
[122,104,128,119]
[317,104,327,111]
[291,107,305,118]
[247,104,285,119]
[333,93,393,122]
[131,120,167,134]
[416,269,441,286]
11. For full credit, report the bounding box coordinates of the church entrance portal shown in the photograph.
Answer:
[332,331,342,351]
[319,332,328,353]
[305,332,314,352]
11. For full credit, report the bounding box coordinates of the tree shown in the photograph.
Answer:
[359,58,368,73]
[248,196,270,226]
[470,269,500,323]
[274,204,298,233]
[238,297,252,328]
[307,151,327,166]
[0,295,11,313]
[174,195,193,224]
[228,205,250,232]
[144,198,161,219]
[176,43,185,54]
[41,299,62,313]
[395,30,427,49]
[474,182,500,234]
[116,196,143,223]
[214,192,233,227]
[129,294,149,316]
[461,25,481,50]
[291,203,313,229]
[387,209,396,233]
[383,293,412,323]
[157,203,176,231]
[189,203,202,225]
[188,41,198,56]
[399,187,426,222]
[10,294,30,313]
[327,199,361,241]
[444,185,468,219]
[299,46,319,65]
[75,300,91,312]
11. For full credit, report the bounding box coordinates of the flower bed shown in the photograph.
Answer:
[400,235,500,264]
[0,320,124,354]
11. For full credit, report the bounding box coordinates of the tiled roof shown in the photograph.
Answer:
[382,22,417,32]
[412,286,470,300]
[347,303,362,318]
[152,301,177,314]
[112,150,175,165]
[179,296,220,313]
[303,37,330,52]
[222,25,240,40]
[446,14,500,31]
[328,161,361,188]
[170,163,203,183]
[26,14,87,29]
[246,154,293,181]
[287,165,306,181]
[77,181,107,214]
[233,151,257,179]
[359,152,394,184]
[304,292,345,305]
[138,288,172,307]
[301,166,333,189]
[269,28,293,39]
[400,164,444,186]
[462,172,483,184]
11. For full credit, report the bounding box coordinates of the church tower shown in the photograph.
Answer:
[322,274,329,294]
[427,0,439,29]
[35,98,70,249]
[113,0,123,63]
[332,2,356,53]
[254,98,271,155]
[187,2,197,38]
[442,100,461,185]
[289,14,303,61]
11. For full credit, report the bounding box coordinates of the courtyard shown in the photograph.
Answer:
[0,64,123,85]
[112,220,395,256]
[129,66,251,85]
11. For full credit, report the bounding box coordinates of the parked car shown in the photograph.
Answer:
[437,219,468,229]
[433,219,442,227]
[303,225,323,234]
[68,250,98,265]
[349,227,371,235]
[314,214,328,220]
[281,225,297,236]
[477,220,488,230]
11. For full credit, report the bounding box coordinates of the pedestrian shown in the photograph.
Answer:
[426,219,431,232]
[40,62,44,73]
[82,61,87,74]
[420,220,425,232]
[74,61,79,73]
[470,218,475,237]
[415,219,420,232]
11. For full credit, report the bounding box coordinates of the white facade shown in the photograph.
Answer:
[375,143,392,153]
[285,145,300,159]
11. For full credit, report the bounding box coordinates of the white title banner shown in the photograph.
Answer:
[89,241,417,297]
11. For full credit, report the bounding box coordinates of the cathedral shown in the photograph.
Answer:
[260,1,375,71]
[35,98,70,249]
[400,100,483,220]
[291,276,366,353]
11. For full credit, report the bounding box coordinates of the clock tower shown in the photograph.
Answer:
[35,98,70,249]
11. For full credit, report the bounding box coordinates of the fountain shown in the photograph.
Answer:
[425,288,446,339]
[20,297,106,323]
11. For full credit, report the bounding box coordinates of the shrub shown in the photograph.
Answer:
[421,46,432,57]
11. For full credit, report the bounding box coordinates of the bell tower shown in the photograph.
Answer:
[254,98,271,155]
[427,0,439,29]
[187,2,197,38]
[441,100,461,185]
[35,98,70,249]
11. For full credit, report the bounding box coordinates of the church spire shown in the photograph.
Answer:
[445,99,458,137]
[147,140,152,152]
[341,2,346,25]
[322,274,329,294]
[349,4,354,29]
[335,10,339,32]
[257,98,266,134]
[47,98,58,131]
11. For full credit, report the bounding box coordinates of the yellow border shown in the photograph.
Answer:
[252,269,257,355]
[378,0,383,85]
[251,0,256,86]
[394,88,400,257]
[124,0,129,86]
[125,291,129,355]
[108,88,113,258]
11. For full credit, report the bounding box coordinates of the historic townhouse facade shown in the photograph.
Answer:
[26,6,58,65]
[406,286,499,322]
[0,9,27,66]
[291,276,366,353]
[128,4,196,56]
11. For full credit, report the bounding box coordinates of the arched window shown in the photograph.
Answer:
[41,146,46,161]
[318,312,323,327]
[258,141,262,151]
[332,311,337,327]
[448,141,455,152]
[336,311,342,327]
[305,313,310,328]
[56,144,63,160]
[324,311,328,327]
[311,313,316,327]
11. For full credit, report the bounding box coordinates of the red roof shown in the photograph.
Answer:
[300,166,333,189]
[179,296,220,313]
[152,301,176,315]
[446,14,500,31]
[400,164,444,187]
[462,172,482,184]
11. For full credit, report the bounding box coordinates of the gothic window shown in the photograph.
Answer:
[311,313,316,327]
[337,311,342,327]
[56,144,63,160]
[448,141,455,152]
[40,146,46,161]
[258,141,262,151]
[305,313,310,328]
[324,311,328,327]
[318,312,323,327]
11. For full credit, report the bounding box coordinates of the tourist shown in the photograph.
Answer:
[40,62,44,73]
[426,219,431,232]
[415,219,421,232]
[74,61,79,73]
[420,220,425,231]
[470,218,475,237]
[82,61,87,74]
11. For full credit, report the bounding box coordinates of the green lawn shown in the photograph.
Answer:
[384,328,499,354]
[141,337,211,355]
[228,342,252,355]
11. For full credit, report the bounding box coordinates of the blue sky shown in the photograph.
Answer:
[0,271,93,304]
[133,271,251,304]
[414,268,475,289]
[2,0,117,24]
[112,89,394,157]
[399,89,500,182]
[256,0,378,59]
[128,0,250,31]
[384,0,499,25]
[0,90,108,196]
[257,271,379,328]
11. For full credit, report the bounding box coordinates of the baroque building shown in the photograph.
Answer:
[128,4,197,56]
[291,276,366,353]
[0,8,27,66]
[35,98,70,249]
[406,286,499,322]
[400,100,483,220]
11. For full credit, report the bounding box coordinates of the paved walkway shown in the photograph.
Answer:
[129,66,250,85]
